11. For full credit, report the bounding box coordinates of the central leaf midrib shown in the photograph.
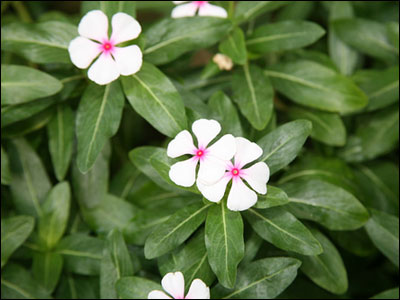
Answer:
[243,64,261,123]
[247,32,307,45]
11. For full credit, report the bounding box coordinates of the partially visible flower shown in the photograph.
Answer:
[213,53,233,71]
[69,10,142,85]
[197,137,270,211]
[167,119,236,187]
[148,271,210,299]
[172,1,227,18]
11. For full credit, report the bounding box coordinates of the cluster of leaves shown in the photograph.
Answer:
[1,1,399,299]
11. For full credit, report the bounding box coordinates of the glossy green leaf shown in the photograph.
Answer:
[219,27,247,65]
[387,21,399,53]
[1,65,62,106]
[116,277,161,299]
[254,185,289,209]
[291,227,348,295]
[247,21,325,53]
[371,287,399,299]
[144,202,210,259]
[212,257,301,299]
[122,62,187,137]
[38,182,71,250]
[56,234,104,276]
[332,18,398,63]
[76,81,124,173]
[276,1,315,21]
[232,63,273,130]
[281,178,369,230]
[1,216,34,268]
[32,252,63,294]
[205,202,244,288]
[8,138,51,218]
[246,207,322,255]
[286,106,346,146]
[143,17,231,65]
[240,232,263,266]
[1,146,11,185]
[234,1,289,24]
[1,21,77,63]
[55,274,100,299]
[365,209,399,267]
[257,120,312,174]
[265,60,368,114]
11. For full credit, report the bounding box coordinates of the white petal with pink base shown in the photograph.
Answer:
[171,1,227,18]
[148,271,210,299]
[68,10,143,85]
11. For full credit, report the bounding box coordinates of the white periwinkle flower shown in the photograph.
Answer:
[148,271,210,299]
[167,119,236,187]
[197,137,270,211]
[69,10,142,85]
[172,1,227,18]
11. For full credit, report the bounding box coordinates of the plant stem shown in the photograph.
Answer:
[12,1,32,23]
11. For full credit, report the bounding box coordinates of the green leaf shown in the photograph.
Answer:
[205,202,244,289]
[232,63,273,130]
[1,216,34,268]
[1,21,77,63]
[56,234,104,275]
[291,227,348,295]
[245,207,322,255]
[329,228,377,257]
[143,17,231,65]
[100,230,134,299]
[109,163,144,200]
[265,60,368,114]
[55,274,99,299]
[234,1,289,24]
[365,209,399,267]
[1,146,11,185]
[208,91,243,137]
[387,21,399,53]
[275,1,315,21]
[122,62,187,137]
[8,138,51,218]
[286,106,346,146]
[247,21,325,54]
[212,257,301,299]
[332,18,398,63]
[281,178,369,230]
[219,27,247,65]
[1,263,50,299]
[257,120,312,174]
[47,104,74,181]
[37,182,71,250]
[1,65,62,106]
[144,202,210,259]
[32,252,63,294]
[76,81,124,173]
[371,287,399,299]
[352,66,399,112]
[116,277,161,299]
[254,185,289,209]
[158,229,215,290]
[339,106,399,162]
[240,232,263,266]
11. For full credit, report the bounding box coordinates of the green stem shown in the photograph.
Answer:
[11,1,32,23]
[228,1,235,19]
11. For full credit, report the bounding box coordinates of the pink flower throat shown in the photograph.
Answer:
[194,1,208,7]
[100,40,115,55]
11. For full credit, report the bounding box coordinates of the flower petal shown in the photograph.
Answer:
[227,178,257,211]
[161,272,185,299]
[78,10,109,43]
[234,137,263,168]
[207,134,236,161]
[68,37,101,69]
[111,12,142,45]
[171,2,198,18]
[241,162,270,194]
[173,1,188,4]
[169,158,198,187]
[192,119,221,148]
[198,156,227,185]
[197,175,230,203]
[113,45,143,76]
[198,3,228,18]
[87,53,120,85]
[185,279,210,299]
[147,290,172,299]
[167,130,196,158]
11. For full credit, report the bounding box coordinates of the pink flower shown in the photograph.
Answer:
[148,272,210,299]
[172,1,227,18]
[68,10,142,85]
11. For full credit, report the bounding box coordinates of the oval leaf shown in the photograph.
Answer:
[219,27,247,65]
[116,277,161,299]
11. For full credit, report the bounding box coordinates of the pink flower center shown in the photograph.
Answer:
[194,1,207,7]
[231,168,240,177]
[196,150,204,157]
[101,40,114,55]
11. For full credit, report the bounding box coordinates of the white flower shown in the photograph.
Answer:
[167,119,236,187]
[68,10,142,85]
[148,271,210,299]
[197,137,270,211]
[172,1,227,18]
